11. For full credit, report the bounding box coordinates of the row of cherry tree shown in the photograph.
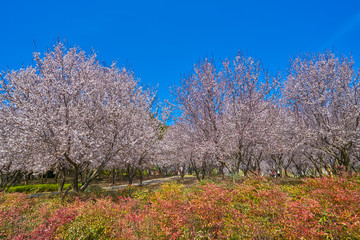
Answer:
[165,52,360,181]
[1,43,359,192]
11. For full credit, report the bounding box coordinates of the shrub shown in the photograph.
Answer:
[0,175,359,239]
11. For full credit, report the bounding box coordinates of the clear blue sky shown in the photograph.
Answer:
[1,0,360,101]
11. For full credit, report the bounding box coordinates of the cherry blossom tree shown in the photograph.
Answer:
[171,54,279,179]
[283,51,360,173]
[218,55,278,176]
[171,59,224,180]
[0,42,156,192]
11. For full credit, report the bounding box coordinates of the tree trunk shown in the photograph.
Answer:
[5,171,20,193]
[126,165,136,185]
[25,172,32,185]
[58,170,66,193]
[201,167,206,180]
[80,166,104,192]
[64,154,80,192]
[0,173,5,191]
[40,173,44,184]
[111,169,116,185]
[54,171,58,184]
[201,161,206,180]
[180,164,186,180]
[139,168,143,186]
[284,167,290,178]
[195,170,201,182]
[218,163,225,179]
[72,166,79,192]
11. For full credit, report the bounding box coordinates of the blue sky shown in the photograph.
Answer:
[1,0,360,101]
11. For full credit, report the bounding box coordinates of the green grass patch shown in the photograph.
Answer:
[7,183,72,193]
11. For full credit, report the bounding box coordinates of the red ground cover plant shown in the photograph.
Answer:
[0,174,359,239]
